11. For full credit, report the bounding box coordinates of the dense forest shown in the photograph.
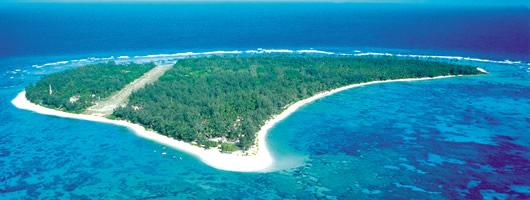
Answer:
[112,55,482,151]
[26,62,155,113]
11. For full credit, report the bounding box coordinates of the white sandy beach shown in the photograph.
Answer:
[11,69,485,172]
[476,67,488,73]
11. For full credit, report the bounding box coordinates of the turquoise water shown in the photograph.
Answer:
[1,52,529,199]
[267,61,530,199]
[1,3,529,199]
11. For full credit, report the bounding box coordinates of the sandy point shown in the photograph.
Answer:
[11,71,486,172]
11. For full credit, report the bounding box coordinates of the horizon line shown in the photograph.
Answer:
[4,1,529,8]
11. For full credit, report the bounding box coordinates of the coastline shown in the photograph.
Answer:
[12,91,274,172]
[11,71,485,172]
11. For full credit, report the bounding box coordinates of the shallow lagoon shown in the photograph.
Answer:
[1,2,529,199]
[1,54,528,199]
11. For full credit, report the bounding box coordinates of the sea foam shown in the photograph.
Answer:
[27,48,527,71]
[297,50,335,54]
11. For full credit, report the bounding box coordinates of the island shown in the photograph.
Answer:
[12,55,486,172]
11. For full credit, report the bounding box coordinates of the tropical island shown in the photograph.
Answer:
[14,54,485,172]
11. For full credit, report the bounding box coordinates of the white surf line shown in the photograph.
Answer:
[30,49,526,70]
[11,68,487,172]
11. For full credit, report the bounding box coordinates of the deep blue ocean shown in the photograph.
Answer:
[1,3,529,199]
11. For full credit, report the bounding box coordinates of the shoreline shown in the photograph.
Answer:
[12,91,274,172]
[11,71,485,172]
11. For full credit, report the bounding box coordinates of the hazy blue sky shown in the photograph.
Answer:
[5,0,530,7]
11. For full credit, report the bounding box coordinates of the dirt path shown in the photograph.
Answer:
[83,64,173,117]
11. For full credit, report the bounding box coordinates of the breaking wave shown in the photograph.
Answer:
[26,48,529,71]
